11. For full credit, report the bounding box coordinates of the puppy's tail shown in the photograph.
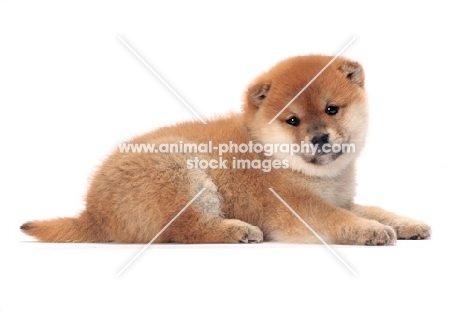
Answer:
[20,213,103,242]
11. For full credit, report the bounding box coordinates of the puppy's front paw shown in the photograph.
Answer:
[344,220,397,246]
[394,220,431,240]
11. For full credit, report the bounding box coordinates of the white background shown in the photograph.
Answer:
[1,1,467,310]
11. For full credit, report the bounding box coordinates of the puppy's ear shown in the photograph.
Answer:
[339,61,364,87]
[248,83,271,107]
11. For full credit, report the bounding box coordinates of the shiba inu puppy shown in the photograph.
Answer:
[21,55,431,245]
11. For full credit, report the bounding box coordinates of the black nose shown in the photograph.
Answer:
[311,133,329,146]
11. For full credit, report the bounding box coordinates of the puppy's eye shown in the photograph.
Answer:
[326,105,339,115]
[286,116,300,126]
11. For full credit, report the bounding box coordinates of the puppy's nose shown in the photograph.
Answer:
[311,133,329,146]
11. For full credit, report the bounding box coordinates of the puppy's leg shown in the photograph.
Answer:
[157,163,263,243]
[154,171,263,243]
[265,191,396,245]
[161,214,263,244]
[92,149,262,244]
[351,205,431,240]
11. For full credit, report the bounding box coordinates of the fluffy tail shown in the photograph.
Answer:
[20,213,103,242]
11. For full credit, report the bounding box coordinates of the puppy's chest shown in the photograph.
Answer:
[300,175,355,208]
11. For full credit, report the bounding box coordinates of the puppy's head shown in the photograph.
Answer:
[243,55,368,177]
